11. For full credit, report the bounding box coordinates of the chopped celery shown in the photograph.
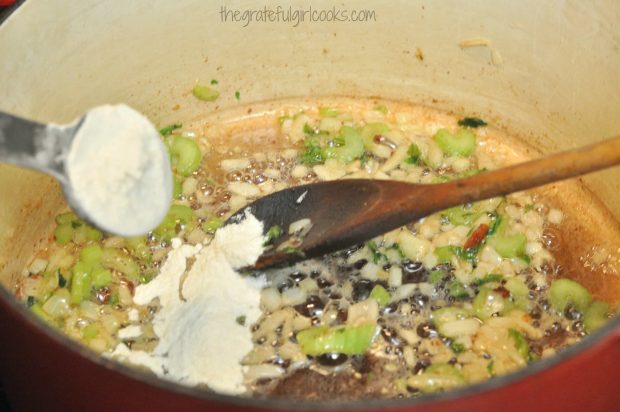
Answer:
[154,204,196,241]
[203,217,225,234]
[473,287,506,319]
[428,269,446,284]
[319,107,339,117]
[79,245,103,264]
[70,264,92,304]
[170,137,203,176]
[505,277,531,311]
[30,303,53,323]
[296,323,377,355]
[508,329,530,361]
[234,91,241,100]
[159,123,182,136]
[583,301,610,332]
[406,363,466,393]
[434,128,476,157]
[92,268,112,289]
[126,237,152,262]
[192,84,220,101]
[55,212,78,226]
[548,278,592,313]
[457,117,487,128]
[431,307,471,330]
[434,245,456,264]
[404,143,422,165]
[441,205,480,226]
[85,226,103,241]
[369,285,390,307]
[360,122,390,151]
[373,104,388,114]
[173,176,183,199]
[101,249,140,281]
[54,224,73,245]
[487,233,527,258]
[323,126,364,163]
[82,324,99,340]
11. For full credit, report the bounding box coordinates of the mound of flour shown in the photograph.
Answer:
[110,212,266,394]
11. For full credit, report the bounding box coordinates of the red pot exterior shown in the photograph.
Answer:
[1,293,619,412]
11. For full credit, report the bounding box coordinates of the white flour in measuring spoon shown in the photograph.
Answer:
[65,104,172,236]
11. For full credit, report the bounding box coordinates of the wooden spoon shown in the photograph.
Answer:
[230,136,620,270]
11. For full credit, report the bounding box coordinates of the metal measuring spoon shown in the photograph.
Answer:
[0,105,172,237]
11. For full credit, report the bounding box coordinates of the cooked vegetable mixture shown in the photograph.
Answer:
[15,100,617,399]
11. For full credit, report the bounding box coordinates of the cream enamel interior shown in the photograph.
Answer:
[1,1,619,303]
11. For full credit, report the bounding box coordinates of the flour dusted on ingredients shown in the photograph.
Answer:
[65,104,172,236]
[110,211,266,395]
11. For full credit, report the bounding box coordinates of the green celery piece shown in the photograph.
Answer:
[442,206,480,226]
[433,128,476,157]
[85,226,103,241]
[508,329,530,361]
[154,204,196,241]
[80,244,103,264]
[324,126,364,163]
[505,277,531,311]
[192,84,220,101]
[373,104,388,115]
[360,122,390,151]
[55,212,78,226]
[82,324,99,340]
[173,176,183,199]
[548,278,592,313]
[428,269,446,284]
[101,249,140,282]
[92,268,112,289]
[473,287,506,319]
[126,236,152,262]
[296,323,377,355]
[202,217,225,234]
[431,307,471,334]
[407,363,466,393]
[487,233,527,258]
[54,224,74,245]
[369,285,390,307]
[583,300,610,332]
[170,137,203,176]
[30,303,53,323]
[435,245,456,264]
[70,262,92,304]
[319,107,339,117]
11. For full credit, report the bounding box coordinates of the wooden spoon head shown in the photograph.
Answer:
[228,179,425,270]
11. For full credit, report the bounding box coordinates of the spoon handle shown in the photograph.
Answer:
[419,135,620,214]
[0,111,73,177]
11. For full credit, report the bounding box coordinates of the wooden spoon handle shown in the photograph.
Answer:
[416,135,620,214]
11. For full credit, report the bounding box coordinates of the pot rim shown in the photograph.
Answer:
[1,277,619,410]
